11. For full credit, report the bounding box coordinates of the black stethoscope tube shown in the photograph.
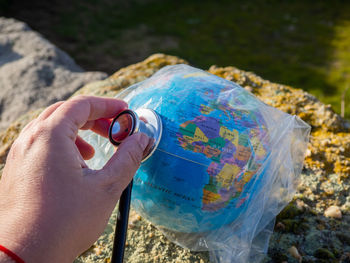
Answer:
[111,181,133,263]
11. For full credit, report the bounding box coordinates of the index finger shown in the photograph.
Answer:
[49,95,127,135]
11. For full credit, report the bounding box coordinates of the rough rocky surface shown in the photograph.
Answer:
[0,17,107,131]
[0,53,350,263]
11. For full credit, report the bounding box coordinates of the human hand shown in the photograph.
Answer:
[0,96,150,263]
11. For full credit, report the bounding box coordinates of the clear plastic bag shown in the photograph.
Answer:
[80,64,310,263]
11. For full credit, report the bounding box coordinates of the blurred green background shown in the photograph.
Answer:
[1,0,350,119]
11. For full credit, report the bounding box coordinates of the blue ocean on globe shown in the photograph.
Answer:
[119,65,270,233]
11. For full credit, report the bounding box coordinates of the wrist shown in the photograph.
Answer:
[0,212,75,263]
[0,208,43,263]
[0,230,27,263]
[0,245,25,263]
[0,223,62,263]
[0,209,27,263]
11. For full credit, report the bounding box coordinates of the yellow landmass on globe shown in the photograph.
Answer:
[250,137,266,158]
[217,164,241,189]
[242,171,255,183]
[194,127,209,143]
[219,126,239,145]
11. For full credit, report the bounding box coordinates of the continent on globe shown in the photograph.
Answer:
[177,106,258,212]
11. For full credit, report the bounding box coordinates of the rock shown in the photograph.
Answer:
[288,246,302,263]
[0,52,350,262]
[324,205,342,219]
[0,17,107,131]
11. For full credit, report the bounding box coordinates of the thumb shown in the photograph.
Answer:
[97,132,151,197]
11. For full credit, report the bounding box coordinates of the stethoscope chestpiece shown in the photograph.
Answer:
[108,108,162,162]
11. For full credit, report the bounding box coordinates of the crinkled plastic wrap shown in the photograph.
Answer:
[80,65,310,263]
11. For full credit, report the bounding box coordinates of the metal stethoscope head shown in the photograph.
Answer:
[108,108,162,162]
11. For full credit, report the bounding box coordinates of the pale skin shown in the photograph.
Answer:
[0,96,151,263]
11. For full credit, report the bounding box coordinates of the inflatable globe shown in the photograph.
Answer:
[117,65,270,233]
